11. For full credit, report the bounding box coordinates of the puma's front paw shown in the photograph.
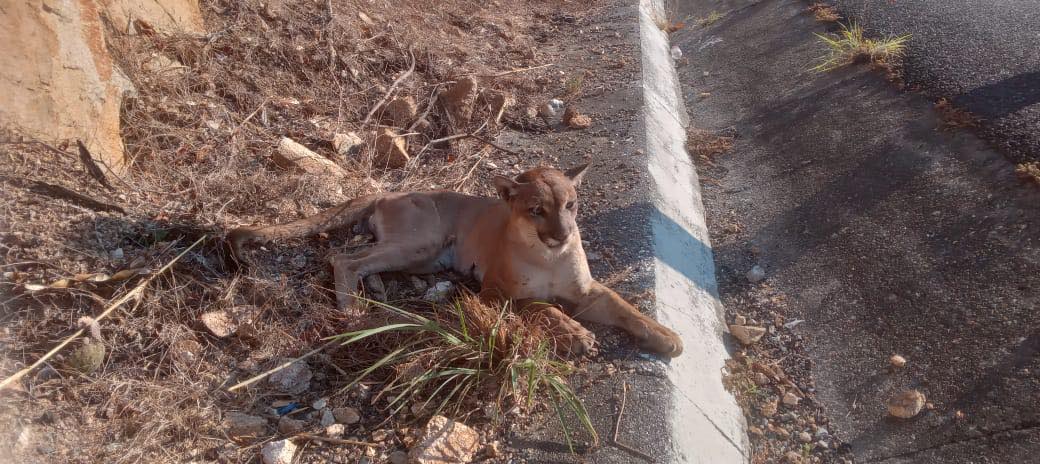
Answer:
[640,323,683,358]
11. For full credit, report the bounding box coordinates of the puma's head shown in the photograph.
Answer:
[494,164,589,248]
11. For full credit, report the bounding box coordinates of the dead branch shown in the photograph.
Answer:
[0,236,207,390]
[77,140,114,190]
[294,433,380,448]
[612,381,655,462]
[360,47,416,128]
[477,62,555,78]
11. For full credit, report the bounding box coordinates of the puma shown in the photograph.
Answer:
[228,165,683,357]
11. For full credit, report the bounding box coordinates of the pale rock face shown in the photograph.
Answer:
[0,1,203,170]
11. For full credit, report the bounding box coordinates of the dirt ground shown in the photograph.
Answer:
[0,1,632,462]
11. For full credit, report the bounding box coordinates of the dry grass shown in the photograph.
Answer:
[0,0,595,462]
[697,11,725,27]
[808,3,841,22]
[687,128,735,165]
[934,98,980,130]
[1017,162,1040,186]
[812,23,910,72]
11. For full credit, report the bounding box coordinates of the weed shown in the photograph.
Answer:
[698,11,724,27]
[934,98,979,130]
[1016,162,1040,186]
[812,23,910,72]
[808,3,841,22]
[563,74,585,98]
[328,294,598,451]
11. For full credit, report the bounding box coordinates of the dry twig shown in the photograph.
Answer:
[360,47,416,128]
[612,381,655,462]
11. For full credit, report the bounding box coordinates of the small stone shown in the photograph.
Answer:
[325,423,346,437]
[226,412,268,437]
[887,389,926,419]
[817,440,829,449]
[441,76,480,125]
[312,398,328,410]
[485,440,502,457]
[66,338,105,373]
[389,451,409,464]
[754,372,770,385]
[110,248,124,261]
[333,132,364,157]
[333,407,361,424]
[274,137,345,176]
[319,408,336,427]
[815,427,829,439]
[373,128,410,169]
[269,360,313,395]
[562,107,592,129]
[746,265,766,283]
[783,392,801,406]
[278,416,306,435]
[261,439,297,464]
[759,399,778,417]
[890,354,907,368]
[772,425,790,438]
[785,450,804,463]
[423,281,454,303]
[410,276,428,293]
[748,426,764,436]
[383,96,417,127]
[200,311,236,337]
[729,324,767,345]
[371,429,389,442]
[734,315,747,325]
[798,431,812,443]
[409,415,480,464]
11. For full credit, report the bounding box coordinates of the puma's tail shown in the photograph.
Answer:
[227,194,382,261]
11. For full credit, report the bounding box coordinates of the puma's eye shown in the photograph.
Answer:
[566,201,575,210]
[529,206,544,217]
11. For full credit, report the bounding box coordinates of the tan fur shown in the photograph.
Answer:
[228,165,683,357]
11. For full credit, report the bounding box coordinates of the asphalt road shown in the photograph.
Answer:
[832,0,1040,163]
[676,0,1040,461]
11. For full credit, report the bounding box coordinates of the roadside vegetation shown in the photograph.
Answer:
[812,22,910,72]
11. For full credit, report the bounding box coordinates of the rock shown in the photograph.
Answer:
[409,415,480,464]
[748,426,764,436]
[890,354,907,368]
[226,412,268,437]
[268,360,313,395]
[670,45,683,60]
[754,372,771,385]
[484,91,514,124]
[373,128,410,169]
[423,281,454,303]
[441,76,479,126]
[383,96,417,127]
[325,423,346,437]
[274,137,345,176]
[734,315,747,325]
[371,429,389,442]
[261,439,297,464]
[333,407,361,424]
[817,440,830,449]
[562,107,592,129]
[887,389,926,419]
[312,398,328,410]
[783,391,801,406]
[333,132,364,157]
[200,311,236,338]
[110,248,125,261]
[798,431,812,443]
[746,265,766,283]
[66,338,105,374]
[319,408,336,427]
[784,450,804,463]
[815,427,830,439]
[759,399,778,417]
[485,440,502,457]
[389,450,409,464]
[0,0,202,170]
[141,53,186,75]
[277,416,306,435]
[729,324,767,345]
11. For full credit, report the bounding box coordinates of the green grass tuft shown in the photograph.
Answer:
[812,23,910,72]
[327,294,598,451]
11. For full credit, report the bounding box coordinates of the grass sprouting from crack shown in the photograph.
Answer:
[327,294,598,451]
[812,23,910,72]
[698,11,724,27]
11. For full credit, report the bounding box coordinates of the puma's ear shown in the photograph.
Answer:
[564,163,590,187]
[493,176,519,201]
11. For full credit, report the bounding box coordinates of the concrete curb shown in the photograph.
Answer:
[636,1,749,462]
